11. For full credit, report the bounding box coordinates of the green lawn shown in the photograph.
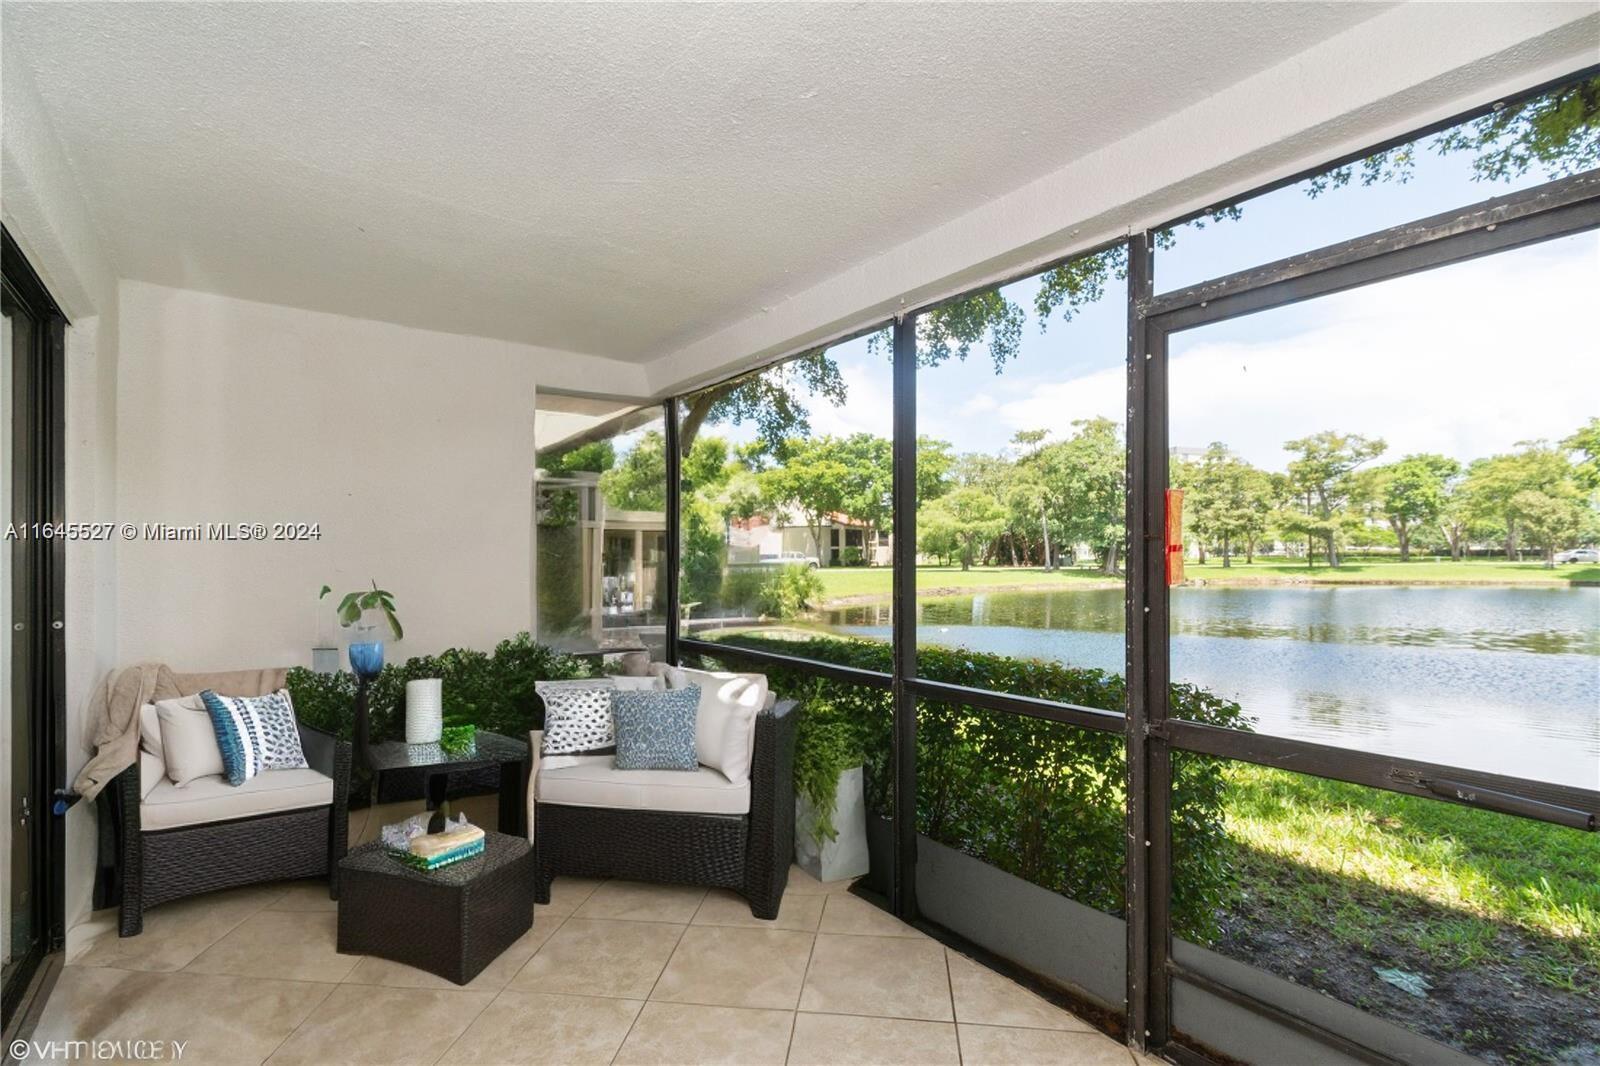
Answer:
[1216,763,1600,995]
[817,565,1120,600]
[1187,557,1600,585]
[814,560,1598,602]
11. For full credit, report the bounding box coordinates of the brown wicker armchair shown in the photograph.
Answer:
[531,698,797,919]
[109,721,351,936]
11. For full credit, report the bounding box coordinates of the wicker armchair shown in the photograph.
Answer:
[110,721,351,936]
[532,698,797,919]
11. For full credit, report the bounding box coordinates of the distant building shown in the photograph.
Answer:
[727,511,890,567]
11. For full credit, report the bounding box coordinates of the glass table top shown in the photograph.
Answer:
[363,730,528,773]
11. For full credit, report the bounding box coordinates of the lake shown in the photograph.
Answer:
[819,585,1600,791]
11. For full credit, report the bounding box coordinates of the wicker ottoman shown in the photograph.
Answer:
[337,831,535,985]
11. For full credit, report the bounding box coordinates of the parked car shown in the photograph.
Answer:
[1553,547,1600,564]
[758,551,821,569]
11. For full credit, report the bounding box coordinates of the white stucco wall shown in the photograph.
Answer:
[113,281,546,669]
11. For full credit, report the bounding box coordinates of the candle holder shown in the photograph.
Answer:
[349,636,385,769]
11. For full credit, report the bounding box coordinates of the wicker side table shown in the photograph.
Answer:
[336,831,535,985]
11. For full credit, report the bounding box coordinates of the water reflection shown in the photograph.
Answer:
[824,585,1600,656]
[812,585,1600,789]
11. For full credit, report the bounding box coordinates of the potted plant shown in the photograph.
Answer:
[321,580,403,675]
[320,581,404,763]
[792,679,870,882]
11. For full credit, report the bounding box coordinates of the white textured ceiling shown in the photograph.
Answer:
[3,2,1394,362]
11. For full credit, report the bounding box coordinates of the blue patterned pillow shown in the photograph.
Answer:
[612,686,700,771]
[200,689,309,786]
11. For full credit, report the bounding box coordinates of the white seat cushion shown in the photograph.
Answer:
[537,755,750,816]
[140,768,334,831]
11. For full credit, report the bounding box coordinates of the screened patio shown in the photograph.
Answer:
[3,4,1598,1066]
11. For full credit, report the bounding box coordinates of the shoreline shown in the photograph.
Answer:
[818,573,1596,608]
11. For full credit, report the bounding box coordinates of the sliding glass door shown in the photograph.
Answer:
[1,230,66,1027]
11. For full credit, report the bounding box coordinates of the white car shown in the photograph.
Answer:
[758,551,821,569]
[1553,547,1600,564]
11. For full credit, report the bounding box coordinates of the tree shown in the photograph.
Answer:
[682,435,731,495]
[1185,443,1274,568]
[1011,430,1055,568]
[758,438,850,561]
[1307,77,1599,194]
[1461,443,1573,561]
[1365,453,1460,562]
[680,500,727,610]
[541,439,614,477]
[949,451,1023,566]
[1034,418,1127,575]
[597,430,667,511]
[1563,417,1600,492]
[1282,431,1386,568]
[829,434,894,543]
[916,508,962,567]
[1511,487,1587,567]
[916,436,956,504]
[919,487,1006,570]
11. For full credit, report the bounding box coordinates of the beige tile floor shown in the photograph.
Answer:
[37,867,1144,1065]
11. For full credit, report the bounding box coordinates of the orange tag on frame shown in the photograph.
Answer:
[1165,489,1185,586]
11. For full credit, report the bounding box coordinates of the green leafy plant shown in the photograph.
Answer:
[438,724,476,756]
[320,580,403,640]
[753,564,824,617]
[791,677,866,846]
[697,632,1248,944]
[287,632,597,748]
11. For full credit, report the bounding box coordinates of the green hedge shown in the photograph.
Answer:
[287,632,598,744]
[290,626,1245,943]
[697,632,1246,942]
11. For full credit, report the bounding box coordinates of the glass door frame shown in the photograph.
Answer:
[1128,170,1600,1058]
[1,227,67,1028]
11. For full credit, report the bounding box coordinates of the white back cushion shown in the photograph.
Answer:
[139,702,165,764]
[663,666,766,784]
[156,694,225,786]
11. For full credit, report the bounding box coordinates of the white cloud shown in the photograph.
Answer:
[997,233,1598,469]
[805,359,893,439]
[959,392,1001,416]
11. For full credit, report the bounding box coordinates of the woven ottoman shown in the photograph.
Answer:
[337,831,535,985]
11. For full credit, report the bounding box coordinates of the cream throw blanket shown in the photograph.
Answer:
[72,662,288,801]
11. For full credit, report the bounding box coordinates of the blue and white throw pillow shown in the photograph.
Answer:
[199,689,309,786]
[612,686,700,771]
[539,683,618,757]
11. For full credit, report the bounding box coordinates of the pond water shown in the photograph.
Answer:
[819,586,1600,790]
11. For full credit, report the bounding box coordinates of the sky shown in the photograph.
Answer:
[721,143,1599,475]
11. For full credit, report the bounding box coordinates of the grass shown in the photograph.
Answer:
[1212,762,1600,996]
[814,559,1599,602]
[816,564,1119,599]
[1187,557,1600,585]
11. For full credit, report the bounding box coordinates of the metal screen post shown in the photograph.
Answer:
[663,399,682,665]
[891,313,919,921]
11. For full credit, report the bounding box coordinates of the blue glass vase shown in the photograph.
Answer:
[348,639,385,679]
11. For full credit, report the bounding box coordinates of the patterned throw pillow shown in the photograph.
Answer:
[199,689,309,786]
[612,686,700,771]
[540,685,618,757]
